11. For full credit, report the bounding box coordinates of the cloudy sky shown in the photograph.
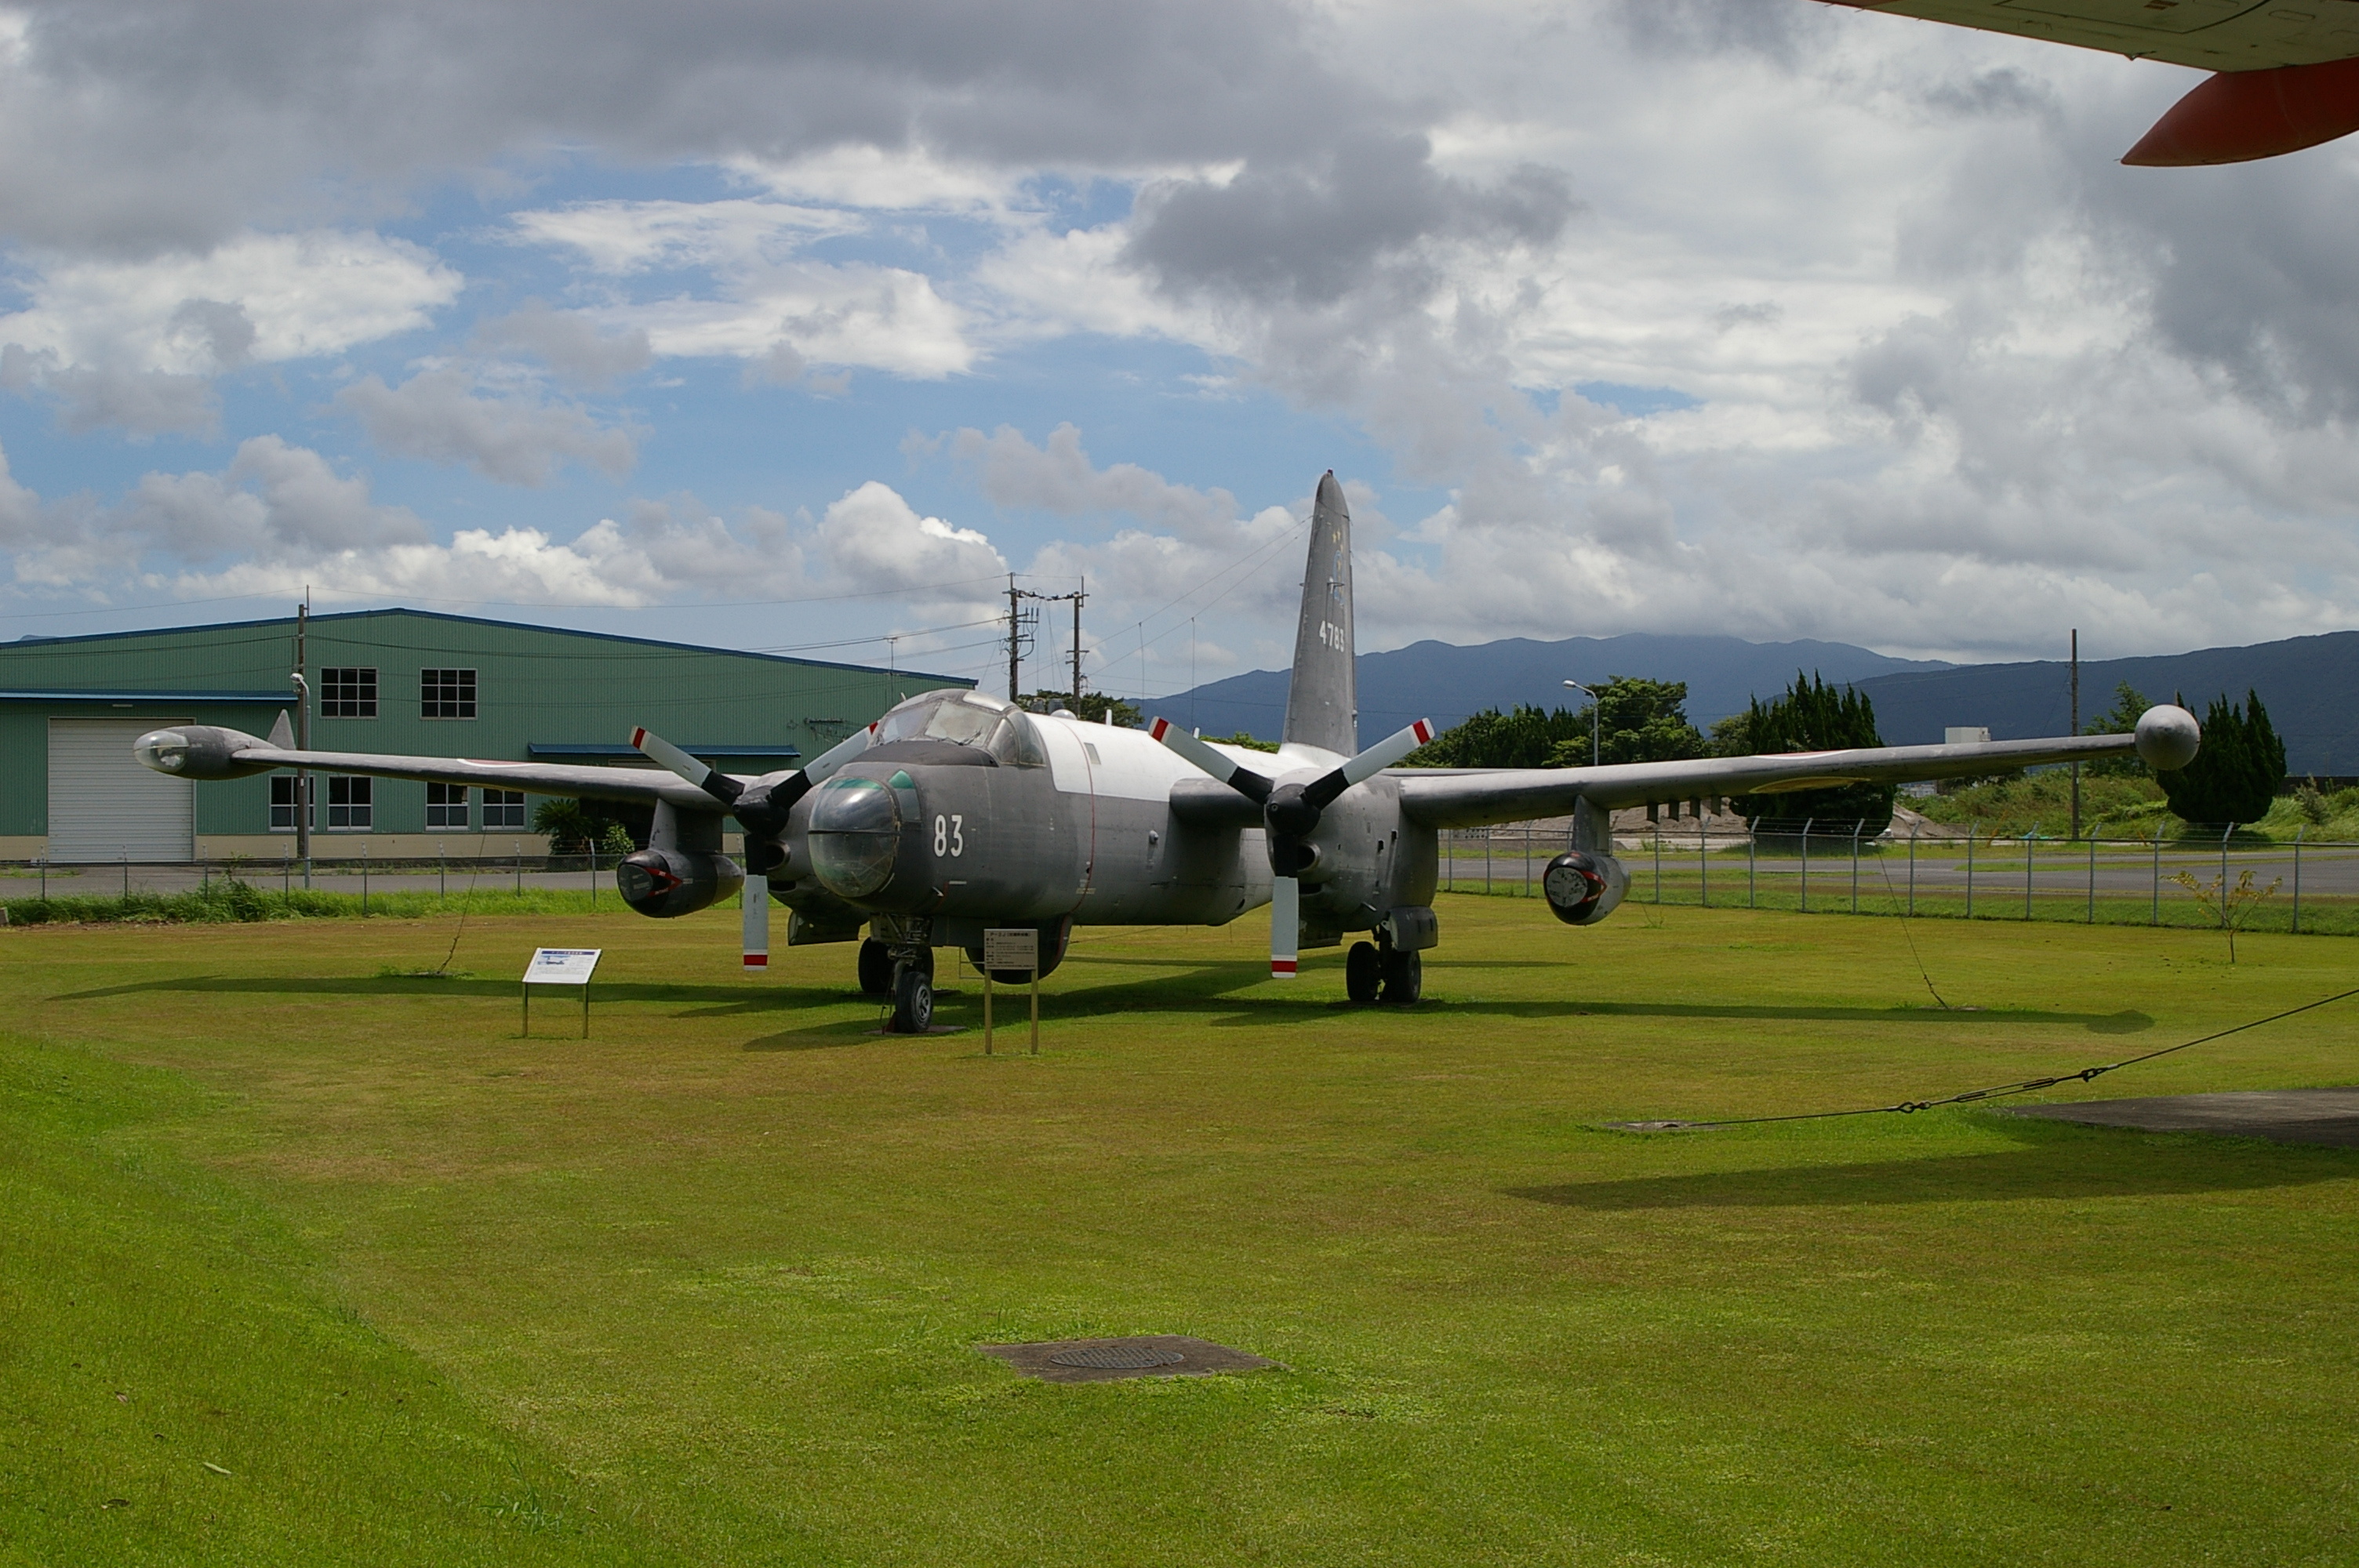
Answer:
[1,0,2354,699]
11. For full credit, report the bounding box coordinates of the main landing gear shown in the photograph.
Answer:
[1345,938,1421,1007]
[860,936,936,1033]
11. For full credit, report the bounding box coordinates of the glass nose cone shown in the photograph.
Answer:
[133,728,191,772]
[807,776,903,898]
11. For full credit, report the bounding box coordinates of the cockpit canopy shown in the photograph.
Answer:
[872,688,1047,768]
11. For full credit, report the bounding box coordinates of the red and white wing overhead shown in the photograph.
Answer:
[1823,1,2359,163]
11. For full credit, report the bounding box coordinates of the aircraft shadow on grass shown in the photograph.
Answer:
[1506,1125,2354,1210]
[54,964,2153,1052]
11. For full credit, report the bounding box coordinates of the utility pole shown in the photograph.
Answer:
[2070,627,2081,842]
[293,591,312,887]
[1071,575,1086,711]
[1003,577,1083,709]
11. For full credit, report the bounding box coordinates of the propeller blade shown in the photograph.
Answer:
[743,873,769,969]
[800,721,880,786]
[631,727,742,804]
[1270,875,1299,978]
[1303,717,1434,810]
[1338,718,1434,787]
[1149,717,1274,804]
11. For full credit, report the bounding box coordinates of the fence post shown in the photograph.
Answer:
[1747,822,1757,909]
[514,840,522,894]
[2152,825,2162,927]
[590,842,598,909]
[2087,833,2097,924]
[1801,818,1814,913]
[122,851,129,900]
[1908,825,1917,916]
[1525,824,1533,899]
[1445,831,1452,892]
[1699,815,1709,909]
[1965,822,1977,919]
[1851,820,1862,913]
[439,842,447,903]
[2219,822,2234,929]
[1652,826,1662,904]
[2293,828,2303,934]
[2025,830,2034,921]
[1485,828,1492,895]
[362,841,369,916]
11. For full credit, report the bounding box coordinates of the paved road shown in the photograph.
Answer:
[3,862,609,899]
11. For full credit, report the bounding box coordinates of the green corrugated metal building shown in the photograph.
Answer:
[0,609,969,862]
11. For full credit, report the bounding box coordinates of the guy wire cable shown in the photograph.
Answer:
[1629,984,2359,1131]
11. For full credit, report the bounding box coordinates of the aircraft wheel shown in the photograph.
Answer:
[1345,942,1383,1005]
[857,938,893,996]
[890,964,934,1034]
[1379,948,1422,1007]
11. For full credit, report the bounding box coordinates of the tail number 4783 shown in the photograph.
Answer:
[933,814,965,857]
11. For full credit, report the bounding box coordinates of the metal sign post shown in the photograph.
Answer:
[522,947,602,1038]
[983,927,1040,1055]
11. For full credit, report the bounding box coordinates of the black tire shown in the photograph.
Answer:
[857,938,893,996]
[891,964,934,1034]
[1345,942,1383,1005]
[1379,948,1422,1007]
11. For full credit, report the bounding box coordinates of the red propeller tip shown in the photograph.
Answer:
[743,954,768,968]
[631,728,647,747]
[1150,717,1171,740]
[1412,719,1433,745]
[1270,959,1297,976]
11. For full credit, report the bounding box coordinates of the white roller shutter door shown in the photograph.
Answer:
[47,717,195,862]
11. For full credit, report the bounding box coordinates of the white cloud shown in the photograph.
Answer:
[0,230,459,374]
[336,368,638,485]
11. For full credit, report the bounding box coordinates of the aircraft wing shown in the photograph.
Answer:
[155,735,729,811]
[1821,2,2359,165]
[1391,731,2138,832]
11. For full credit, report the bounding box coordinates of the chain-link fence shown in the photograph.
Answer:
[1441,821,2359,935]
[0,846,618,917]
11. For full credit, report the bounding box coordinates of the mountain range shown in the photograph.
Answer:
[1157,630,2359,775]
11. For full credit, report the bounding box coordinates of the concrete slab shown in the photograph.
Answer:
[2007,1088,2359,1149]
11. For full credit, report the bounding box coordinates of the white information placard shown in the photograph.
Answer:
[982,927,1038,973]
[524,948,602,985]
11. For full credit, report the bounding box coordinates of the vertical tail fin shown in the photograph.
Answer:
[1282,471,1357,756]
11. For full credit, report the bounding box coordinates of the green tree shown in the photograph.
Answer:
[533,797,650,854]
[1719,671,1896,837]
[2159,689,2285,827]
[2083,681,2151,779]
[1202,730,1279,753]
[1546,676,1707,767]
[1405,705,1587,768]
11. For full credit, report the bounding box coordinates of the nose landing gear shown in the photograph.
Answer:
[860,933,937,1033]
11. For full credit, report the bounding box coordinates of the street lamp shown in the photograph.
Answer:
[1563,680,1600,770]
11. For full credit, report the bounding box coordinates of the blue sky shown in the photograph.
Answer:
[4,1,2359,699]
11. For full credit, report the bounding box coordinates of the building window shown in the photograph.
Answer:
[421,668,477,719]
[482,788,526,829]
[269,775,312,830]
[325,775,372,829]
[319,667,377,717]
[426,782,470,828]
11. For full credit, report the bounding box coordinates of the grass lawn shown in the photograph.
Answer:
[4,895,2357,1565]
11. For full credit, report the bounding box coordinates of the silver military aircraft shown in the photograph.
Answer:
[134,473,2202,1033]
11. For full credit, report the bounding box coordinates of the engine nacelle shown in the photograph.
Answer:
[1542,850,1630,927]
[616,848,743,919]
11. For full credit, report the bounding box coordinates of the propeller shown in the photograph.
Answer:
[1153,717,1433,978]
[631,722,879,968]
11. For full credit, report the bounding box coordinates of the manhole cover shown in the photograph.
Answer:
[1048,1345,1187,1370]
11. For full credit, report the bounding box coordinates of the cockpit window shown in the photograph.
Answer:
[874,690,1045,767]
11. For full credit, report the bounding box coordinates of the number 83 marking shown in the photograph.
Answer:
[932,814,965,857]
